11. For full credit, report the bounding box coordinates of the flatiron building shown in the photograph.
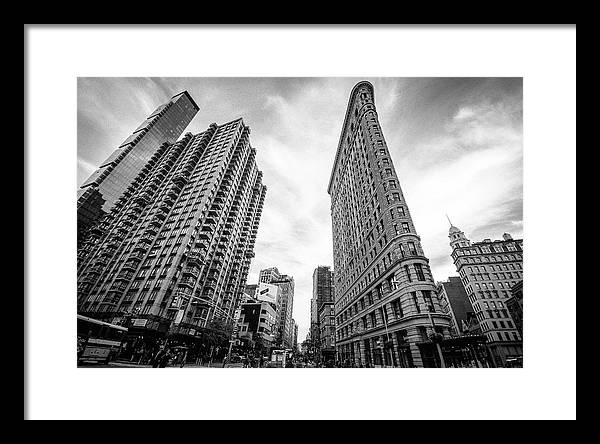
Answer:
[328,81,452,367]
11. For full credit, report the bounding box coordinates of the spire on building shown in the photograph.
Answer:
[447,218,471,250]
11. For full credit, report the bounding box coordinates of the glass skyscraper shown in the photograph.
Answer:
[77,91,199,242]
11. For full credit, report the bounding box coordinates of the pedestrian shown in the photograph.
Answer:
[152,345,166,368]
[158,348,171,368]
[180,349,188,368]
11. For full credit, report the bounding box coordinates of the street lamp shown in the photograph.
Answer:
[427,312,446,368]
[380,304,395,368]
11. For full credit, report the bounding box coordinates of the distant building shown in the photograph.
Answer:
[437,277,474,336]
[318,302,336,364]
[449,224,523,367]
[244,284,258,300]
[258,267,295,348]
[292,320,298,351]
[310,297,319,351]
[259,267,280,284]
[312,266,335,363]
[506,281,523,337]
[237,299,277,351]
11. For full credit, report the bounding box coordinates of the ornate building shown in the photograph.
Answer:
[328,81,452,367]
[77,117,267,344]
[449,224,523,367]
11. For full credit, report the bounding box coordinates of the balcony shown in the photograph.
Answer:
[89,225,106,236]
[204,281,217,290]
[121,261,137,271]
[145,225,158,236]
[182,267,200,279]
[139,235,154,244]
[163,195,176,206]
[172,174,188,186]
[167,185,180,197]
[132,243,149,253]
[186,251,203,267]
[114,272,134,282]
[179,277,196,288]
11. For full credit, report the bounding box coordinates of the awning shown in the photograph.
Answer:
[77,314,128,332]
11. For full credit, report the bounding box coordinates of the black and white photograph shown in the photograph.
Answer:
[76,77,524,369]
[25,25,576,420]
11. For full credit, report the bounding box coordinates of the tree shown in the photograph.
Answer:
[202,318,232,349]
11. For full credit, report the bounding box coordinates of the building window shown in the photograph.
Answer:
[414,264,426,281]
[422,290,435,312]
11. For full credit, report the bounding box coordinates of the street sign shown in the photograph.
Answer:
[132,318,147,327]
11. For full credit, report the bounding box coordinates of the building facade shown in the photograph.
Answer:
[258,267,295,348]
[312,266,335,363]
[292,320,298,352]
[437,276,475,336]
[449,225,523,367]
[506,280,523,338]
[328,81,452,368]
[237,298,277,351]
[77,117,267,347]
[310,296,319,351]
[318,302,336,364]
[77,91,199,243]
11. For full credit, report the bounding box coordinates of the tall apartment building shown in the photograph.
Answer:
[449,224,523,367]
[328,81,452,368]
[77,117,267,344]
[312,266,335,362]
[77,91,199,244]
[258,267,295,348]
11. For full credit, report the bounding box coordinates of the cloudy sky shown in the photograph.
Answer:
[78,77,523,343]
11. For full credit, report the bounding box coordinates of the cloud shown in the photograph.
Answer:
[389,86,523,284]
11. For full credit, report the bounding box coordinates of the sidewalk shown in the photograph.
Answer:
[108,360,225,368]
